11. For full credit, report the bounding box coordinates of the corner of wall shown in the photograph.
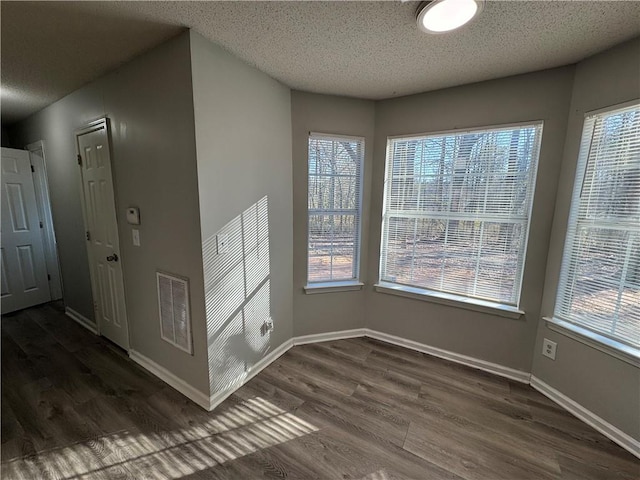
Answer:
[189,32,294,404]
[531,37,640,441]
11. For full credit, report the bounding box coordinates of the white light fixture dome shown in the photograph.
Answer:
[416,0,484,34]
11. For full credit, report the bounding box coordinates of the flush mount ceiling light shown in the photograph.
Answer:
[416,0,484,34]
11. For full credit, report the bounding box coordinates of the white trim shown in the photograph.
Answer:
[293,328,530,383]
[584,98,640,118]
[309,132,366,143]
[374,283,524,320]
[65,307,98,335]
[293,329,367,346]
[26,140,64,301]
[208,339,294,411]
[122,326,638,459]
[307,133,365,284]
[304,281,364,294]
[364,329,531,383]
[25,140,45,153]
[129,349,210,410]
[544,317,640,368]
[530,376,640,459]
[386,119,544,141]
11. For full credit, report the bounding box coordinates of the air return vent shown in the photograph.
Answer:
[157,271,193,354]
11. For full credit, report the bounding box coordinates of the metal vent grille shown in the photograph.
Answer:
[157,271,193,354]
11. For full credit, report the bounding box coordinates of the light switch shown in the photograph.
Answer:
[216,234,229,254]
[132,229,140,247]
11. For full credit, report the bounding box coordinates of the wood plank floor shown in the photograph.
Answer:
[2,303,638,479]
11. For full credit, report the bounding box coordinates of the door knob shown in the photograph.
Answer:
[106,254,119,262]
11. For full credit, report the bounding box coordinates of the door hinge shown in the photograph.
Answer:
[86,231,90,241]
[39,221,43,228]
[31,165,35,173]
[77,154,82,166]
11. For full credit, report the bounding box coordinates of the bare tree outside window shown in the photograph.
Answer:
[380,124,543,306]
[555,104,640,348]
[308,134,363,283]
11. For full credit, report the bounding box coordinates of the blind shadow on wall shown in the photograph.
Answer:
[203,195,273,395]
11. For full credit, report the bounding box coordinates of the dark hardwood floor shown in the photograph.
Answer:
[1,303,638,479]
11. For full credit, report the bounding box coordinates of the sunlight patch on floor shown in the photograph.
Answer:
[2,396,317,479]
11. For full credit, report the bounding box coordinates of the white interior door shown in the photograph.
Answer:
[77,120,129,350]
[1,147,51,313]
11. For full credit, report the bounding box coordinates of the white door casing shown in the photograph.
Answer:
[26,141,64,301]
[77,119,130,350]
[1,147,51,313]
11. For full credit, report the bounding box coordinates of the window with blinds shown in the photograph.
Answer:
[380,123,543,306]
[308,133,364,283]
[554,102,640,349]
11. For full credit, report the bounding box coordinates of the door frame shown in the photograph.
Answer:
[75,117,130,350]
[25,140,64,301]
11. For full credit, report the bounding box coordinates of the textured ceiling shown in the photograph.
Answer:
[2,1,640,125]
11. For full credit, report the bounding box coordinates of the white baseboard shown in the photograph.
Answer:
[530,376,640,459]
[129,349,211,410]
[208,338,294,411]
[126,325,638,460]
[65,307,98,335]
[364,329,531,384]
[293,328,367,346]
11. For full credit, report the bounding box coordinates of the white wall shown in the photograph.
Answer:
[10,32,211,395]
[534,38,640,440]
[291,91,375,336]
[189,32,293,397]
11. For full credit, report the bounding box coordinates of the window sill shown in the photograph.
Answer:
[304,281,364,295]
[543,317,640,368]
[374,282,524,319]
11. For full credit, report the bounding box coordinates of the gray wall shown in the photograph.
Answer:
[1,126,12,147]
[534,38,640,439]
[291,91,375,336]
[7,22,637,437]
[189,32,293,396]
[10,32,211,395]
[11,82,105,321]
[365,67,576,372]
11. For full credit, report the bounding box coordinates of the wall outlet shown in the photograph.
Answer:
[260,320,274,336]
[542,338,557,360]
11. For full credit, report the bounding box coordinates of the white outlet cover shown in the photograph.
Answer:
[542,338,557,360]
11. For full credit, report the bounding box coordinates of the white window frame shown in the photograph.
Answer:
[305,132,364,294]
[375,121,544,316]
[546,100,640,365]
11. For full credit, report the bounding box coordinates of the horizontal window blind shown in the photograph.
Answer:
[380,123,543,305]
[308,134,364,283]
[555,103,640,348]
